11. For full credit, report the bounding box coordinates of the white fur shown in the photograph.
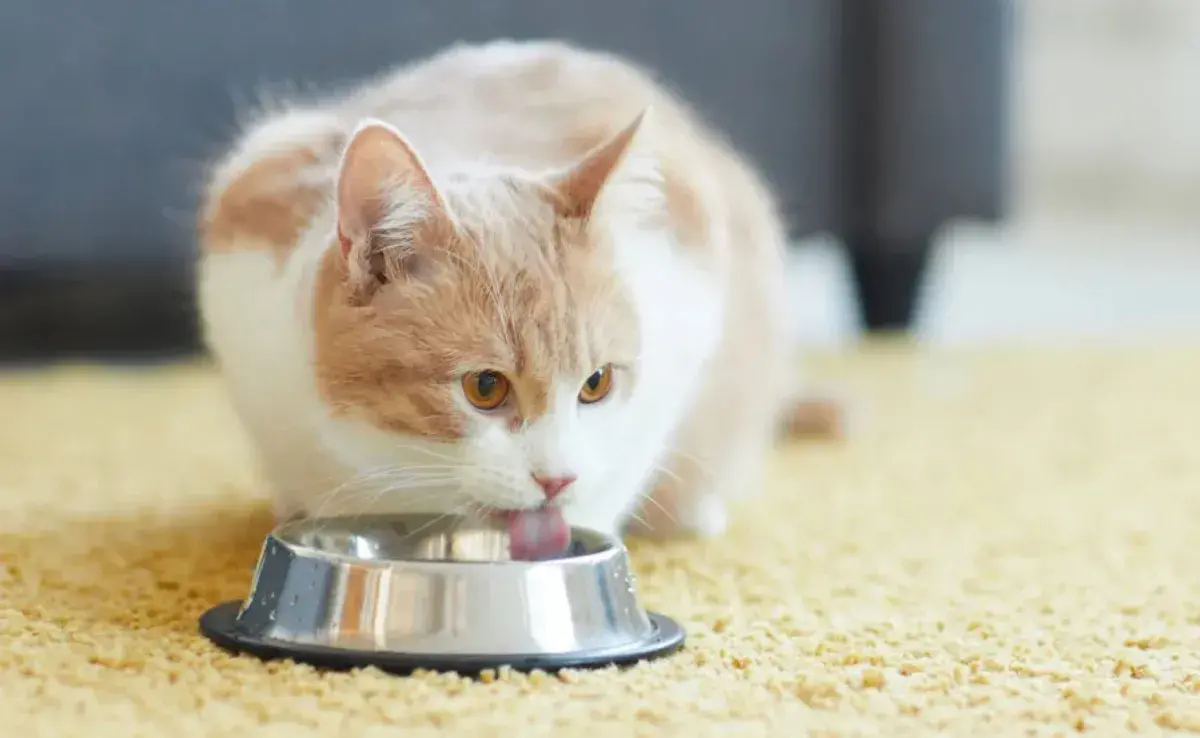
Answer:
[200,50,738,537]
[202,193,722,536]
[563,227,725,532]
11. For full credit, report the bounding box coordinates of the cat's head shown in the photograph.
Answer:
[309,111,667,519]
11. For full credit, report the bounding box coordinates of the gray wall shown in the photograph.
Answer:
[0,0,838,271]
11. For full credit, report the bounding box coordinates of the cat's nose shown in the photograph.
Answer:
[531,473,576,500]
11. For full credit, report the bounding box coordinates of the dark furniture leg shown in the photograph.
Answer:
[846,234,934,332]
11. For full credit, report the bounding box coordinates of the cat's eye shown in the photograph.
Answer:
[578,365,614,404]
[461,370,510,410]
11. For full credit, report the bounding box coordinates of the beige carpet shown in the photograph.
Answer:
[3,343,1199,736]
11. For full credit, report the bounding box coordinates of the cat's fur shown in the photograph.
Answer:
[197,40,794,538]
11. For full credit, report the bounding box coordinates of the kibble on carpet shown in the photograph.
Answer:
[2,342,1199,737]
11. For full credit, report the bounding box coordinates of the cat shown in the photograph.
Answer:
[197,39,817,551]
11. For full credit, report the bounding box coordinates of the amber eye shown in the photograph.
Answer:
[461,370,510,410]
[578,365,615,404]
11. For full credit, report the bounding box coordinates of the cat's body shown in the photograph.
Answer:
[197,40,793,540]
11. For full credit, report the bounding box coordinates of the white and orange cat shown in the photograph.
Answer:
[197,40,808,550]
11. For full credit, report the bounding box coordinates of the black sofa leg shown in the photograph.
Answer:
[846,237,934,332]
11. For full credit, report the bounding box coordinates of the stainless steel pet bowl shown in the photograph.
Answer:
[199,514,685,674]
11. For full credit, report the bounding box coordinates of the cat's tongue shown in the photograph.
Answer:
[506,507,570,561]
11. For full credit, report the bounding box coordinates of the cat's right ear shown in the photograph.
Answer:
[549,108,665,224]
[335,119,452,292]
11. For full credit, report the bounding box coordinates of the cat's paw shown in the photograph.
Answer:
[779,384,867,441]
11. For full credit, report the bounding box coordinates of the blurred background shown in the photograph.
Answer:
[790,0,1200,348]
[0,0,1195,364]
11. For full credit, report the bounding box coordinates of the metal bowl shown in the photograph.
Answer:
[199,514,685,675]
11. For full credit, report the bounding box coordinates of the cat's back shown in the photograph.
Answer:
[351,40,685,170]
[200,39,782,259]
[361,40,786,270]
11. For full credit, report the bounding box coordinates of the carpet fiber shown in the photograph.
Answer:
[3,343,1199,736]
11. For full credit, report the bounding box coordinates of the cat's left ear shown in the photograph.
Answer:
[335,118,454,293]
[549,107,666,223]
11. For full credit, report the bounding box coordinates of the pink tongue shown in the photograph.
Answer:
[507,507,570,560]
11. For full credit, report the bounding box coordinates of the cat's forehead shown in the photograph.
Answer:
[433,181,634,369]
[443,177,581,264]
[456,222,637,377]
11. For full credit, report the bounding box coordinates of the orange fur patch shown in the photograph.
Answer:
[199,143,337,263]
[780,400,844,440]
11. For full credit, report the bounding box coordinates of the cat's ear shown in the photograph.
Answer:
[335,118,452,290]
[550,108,666,222]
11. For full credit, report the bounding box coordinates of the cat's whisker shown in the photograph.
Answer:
[652,463,684,485]
[318,467,461,507]
[313,474,460,518]
[325,464,461,492]
[356,465,466,480]
[627,509,652,531]
[384,441,464,465]
[334,490,447,521]
[316,472,396,508]
[312,490,452,524]
[637,486,678,526]
[325,477,457,504]
[667,448,715,480]
[373,471,467,497]
[607,445,682,529]
[336,473,460,499]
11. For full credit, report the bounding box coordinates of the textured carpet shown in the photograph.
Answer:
[3,343,1200,736]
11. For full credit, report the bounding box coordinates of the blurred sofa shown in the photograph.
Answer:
[0,0,1011,361]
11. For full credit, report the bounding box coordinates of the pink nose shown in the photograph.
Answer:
[532,473,576,500]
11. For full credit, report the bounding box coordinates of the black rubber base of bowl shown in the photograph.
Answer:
[199,600,686,677]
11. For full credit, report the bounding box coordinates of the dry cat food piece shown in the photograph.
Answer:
[781,400,844,440]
